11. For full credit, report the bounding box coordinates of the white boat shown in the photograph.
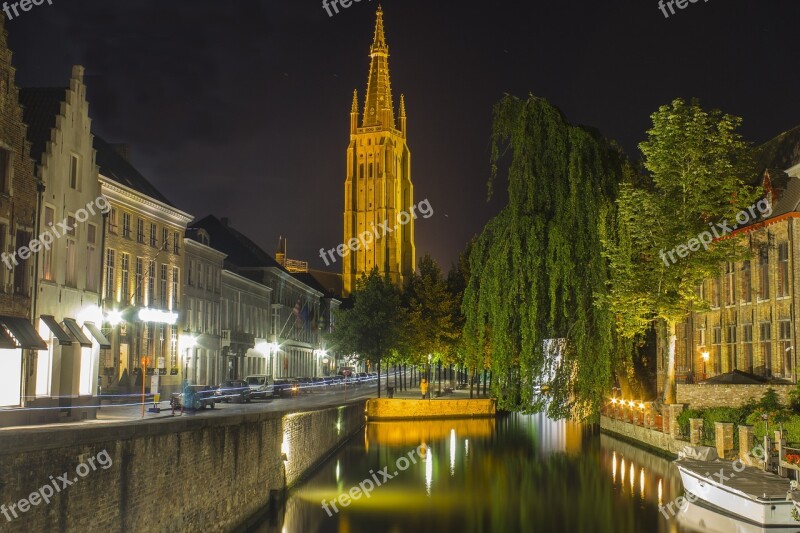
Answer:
[677,500,800,533]
[675,449,798,528]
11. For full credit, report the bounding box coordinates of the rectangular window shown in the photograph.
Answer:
[122,212,131,239]
[187,260,194,286]
[135,258,143,305]
[69,154,79,189]
[65,238,76,287]
[761,322,772,377]
[779,320,792,378]
[173,232,180,254]
[711,277,721,308]
[698,326,706,348]
[725,324,737,372]
[105,249,115,300]
[170,326,178,369]
[137,219,144,243]
[149,223,157,248]
[160,264,168,308]
[725,262,735,306]
[171,267,179,309]
[741,260,752,303]
[696,282,705,302]
[148,260,156,306]
[162,228,169,251]
[86,224,98,292]
[13,230,30,295]
[42,206,54,281]
[712,326,722,374]
[743,324,753,373]
[197,300,204,332]
[198,263,204,289]
[778,242,790,298]
[187,297,194,331]
[66,215,76,237]
[108,208,118,234]
[120,253,129,303]
[207,266,212,290]
[759,247,770,299]
[0,148,10,193]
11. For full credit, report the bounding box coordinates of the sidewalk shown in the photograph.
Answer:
[382,382,492,401]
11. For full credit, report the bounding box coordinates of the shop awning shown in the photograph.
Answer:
[39,315,74,346]
[83,322,111,349]
[62,318,92,348]
[0,315,47,350]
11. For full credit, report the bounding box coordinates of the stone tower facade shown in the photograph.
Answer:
[342,7,415,296]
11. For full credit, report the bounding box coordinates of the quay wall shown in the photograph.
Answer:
[366,398,496,420]
[0,401,367,532]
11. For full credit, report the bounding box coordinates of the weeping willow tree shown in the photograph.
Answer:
[463,94,632,419]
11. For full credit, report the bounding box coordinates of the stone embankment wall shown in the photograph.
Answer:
[0,401,366,532]
[600,415,689,456]
[365,398,496,420]
[677,384,795,409]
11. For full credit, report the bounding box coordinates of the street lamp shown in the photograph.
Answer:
[701,351,710,381]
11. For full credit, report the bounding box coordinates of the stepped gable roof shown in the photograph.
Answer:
[19,87,67,164]
[93,134,174,207]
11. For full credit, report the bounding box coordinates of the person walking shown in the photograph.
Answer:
[420,378,429,399]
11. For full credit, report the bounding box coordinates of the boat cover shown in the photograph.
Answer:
[677,458,793,502]
[679,445,719,461]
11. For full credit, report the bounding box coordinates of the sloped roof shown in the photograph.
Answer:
[306,269,343,299]
[755,124,800,173]
[701,370,775,385]
[93,135,174,207]
[191,215,284,270]
[19,87,66,165]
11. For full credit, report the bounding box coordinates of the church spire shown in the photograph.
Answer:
[350,89,359,134]
[399,94,407,137]
[362,6,394,129]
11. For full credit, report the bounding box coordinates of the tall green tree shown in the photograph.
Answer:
[326,268,404,397]
[463,94,629,419]
[604,98,759,404]
[405,255,460,381]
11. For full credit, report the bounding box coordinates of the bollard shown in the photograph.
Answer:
[714,422,734,459]
[739,425,754,461]
[669,404,684,440]
[689,418,704,445]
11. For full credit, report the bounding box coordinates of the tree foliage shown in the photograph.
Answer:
[463,94,630,419]
[604,98,759,403]
[326,268,404,392]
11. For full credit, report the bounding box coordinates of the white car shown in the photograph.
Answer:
[245,375,274,399]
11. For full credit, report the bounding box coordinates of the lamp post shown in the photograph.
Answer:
[701,351,710,381]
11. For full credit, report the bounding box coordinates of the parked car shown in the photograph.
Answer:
[245,374,274,399]
[274,378,299,397]
[311,377,327,389]
[178,385,216,410]
[296,377,313,393]
[215,380,252,403]
[356,372,369,383]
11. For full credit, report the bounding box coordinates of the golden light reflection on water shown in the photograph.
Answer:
[449,429,456,476]
[612,451,617,482]
[639,467,645,500]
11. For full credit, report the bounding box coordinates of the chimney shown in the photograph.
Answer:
[110,143,131,162]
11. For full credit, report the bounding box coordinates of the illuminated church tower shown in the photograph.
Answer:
[343,6,415,296]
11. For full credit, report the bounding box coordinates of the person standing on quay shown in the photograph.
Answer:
[420,378,429,399]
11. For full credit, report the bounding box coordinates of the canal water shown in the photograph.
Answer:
[251,413,730,533]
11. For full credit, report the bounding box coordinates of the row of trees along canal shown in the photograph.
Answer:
[328,94,763,420]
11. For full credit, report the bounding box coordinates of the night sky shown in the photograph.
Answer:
[6,0,800,272]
